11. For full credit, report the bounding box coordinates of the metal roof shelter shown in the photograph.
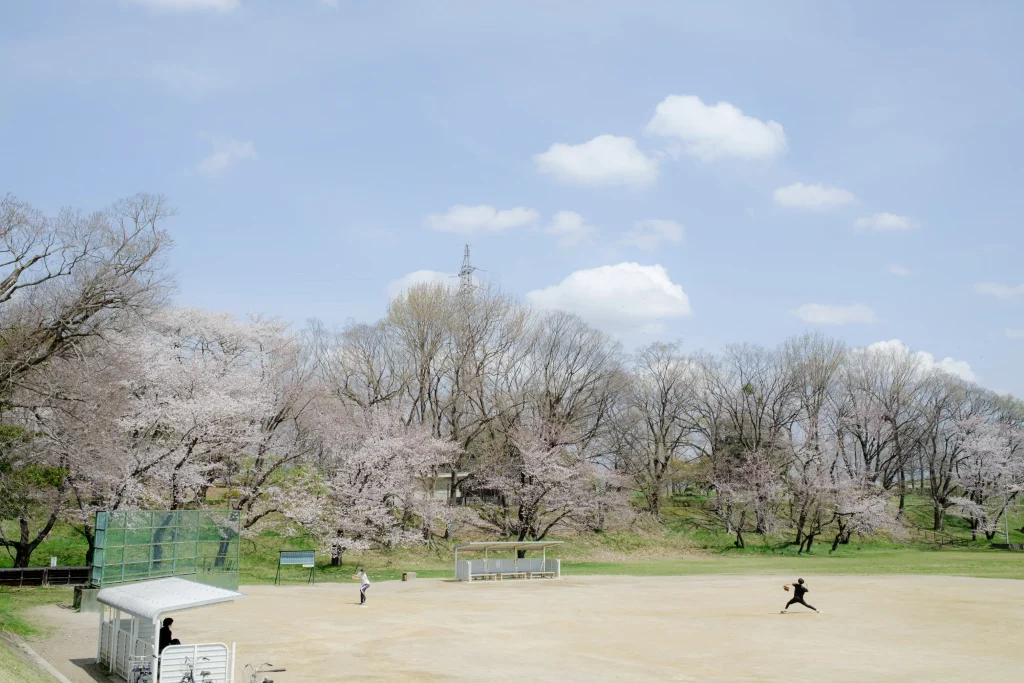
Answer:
[454,541,563,582]
[96,577,245,681]
[97,577,244,620]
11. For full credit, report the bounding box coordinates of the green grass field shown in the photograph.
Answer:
[564,549,1024,580]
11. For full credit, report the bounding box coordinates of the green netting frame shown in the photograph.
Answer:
[91,510,240,590]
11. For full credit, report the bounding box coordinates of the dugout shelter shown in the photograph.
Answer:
[454,541,562,582]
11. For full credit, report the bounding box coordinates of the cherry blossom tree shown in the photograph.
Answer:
[478,419,624,554]
[710,450,783,548]
[952,417,1024,540]
[23,308,312,565]
[287,405,460,564]
[0,194,171,567]
[829,478,904,551]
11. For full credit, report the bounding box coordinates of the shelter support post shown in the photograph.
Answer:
[151,616,159,681]
[109,609,120,674]
[130,617,139,672]
[95,605,103,664]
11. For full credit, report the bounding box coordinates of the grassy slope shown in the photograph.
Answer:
[0,588,67,683]
[2,493,1022,585]
[0,640,56,683]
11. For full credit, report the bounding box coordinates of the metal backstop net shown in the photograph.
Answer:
[91,510,241,590]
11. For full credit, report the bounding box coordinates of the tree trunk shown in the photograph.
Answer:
[151,512,175,572]
[447,468,461,504]
[213,536,235,569]
[9,513,61,568]
[648,484,661,516]
[799,533,815,554]
[794,506,807,546]
[933,504,945,531]
[84,524,95,567]
[754,501,767,534]
[13,545,33,569]
[72,520,97,567]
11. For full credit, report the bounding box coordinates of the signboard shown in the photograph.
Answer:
[278,550,315,567]
[275,550,316,584]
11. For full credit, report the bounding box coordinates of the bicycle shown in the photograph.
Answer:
[244,661,287,683]
[129,657,152,683]
[180,656,213,683]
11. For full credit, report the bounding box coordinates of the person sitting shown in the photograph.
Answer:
[159,617,181,653]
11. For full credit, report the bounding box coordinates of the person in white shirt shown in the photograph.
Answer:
[351,568,371,605]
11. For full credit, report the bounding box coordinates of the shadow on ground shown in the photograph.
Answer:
[68,658,109,682]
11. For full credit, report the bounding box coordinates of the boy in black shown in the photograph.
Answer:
[159,617,181,652]
[781,578,820,613]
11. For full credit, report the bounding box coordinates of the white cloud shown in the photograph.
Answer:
[526,263,691,333]
[545,211,598,248]
[645,95,786,162]
[1006,329,1024,340]
[854,212,917,231]
[385,270,456,298]
[973,282,1024,301]
[888,264,912,277]
[791,303,879,325]
[623,219,684,251]
[533,135,659,188]
[128,0,239,11]
[773,183,856,211]
[424,205,539,235]
[197,134,257,175]
[860,339,976,383]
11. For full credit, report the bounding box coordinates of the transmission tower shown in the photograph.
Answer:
[458,244,479,295]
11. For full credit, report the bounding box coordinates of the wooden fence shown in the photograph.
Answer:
[0,566,90,587]
[990,543,1024,551]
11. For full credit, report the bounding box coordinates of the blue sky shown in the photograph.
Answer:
[2,1,1022,394]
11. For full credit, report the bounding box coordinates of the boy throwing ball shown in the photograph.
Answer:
[781,578,820,613]
[352,568,371,605]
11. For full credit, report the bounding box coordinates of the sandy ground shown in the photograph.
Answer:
[29,575,1024,683]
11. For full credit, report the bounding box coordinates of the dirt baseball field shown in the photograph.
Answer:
[29,574,1024,682]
